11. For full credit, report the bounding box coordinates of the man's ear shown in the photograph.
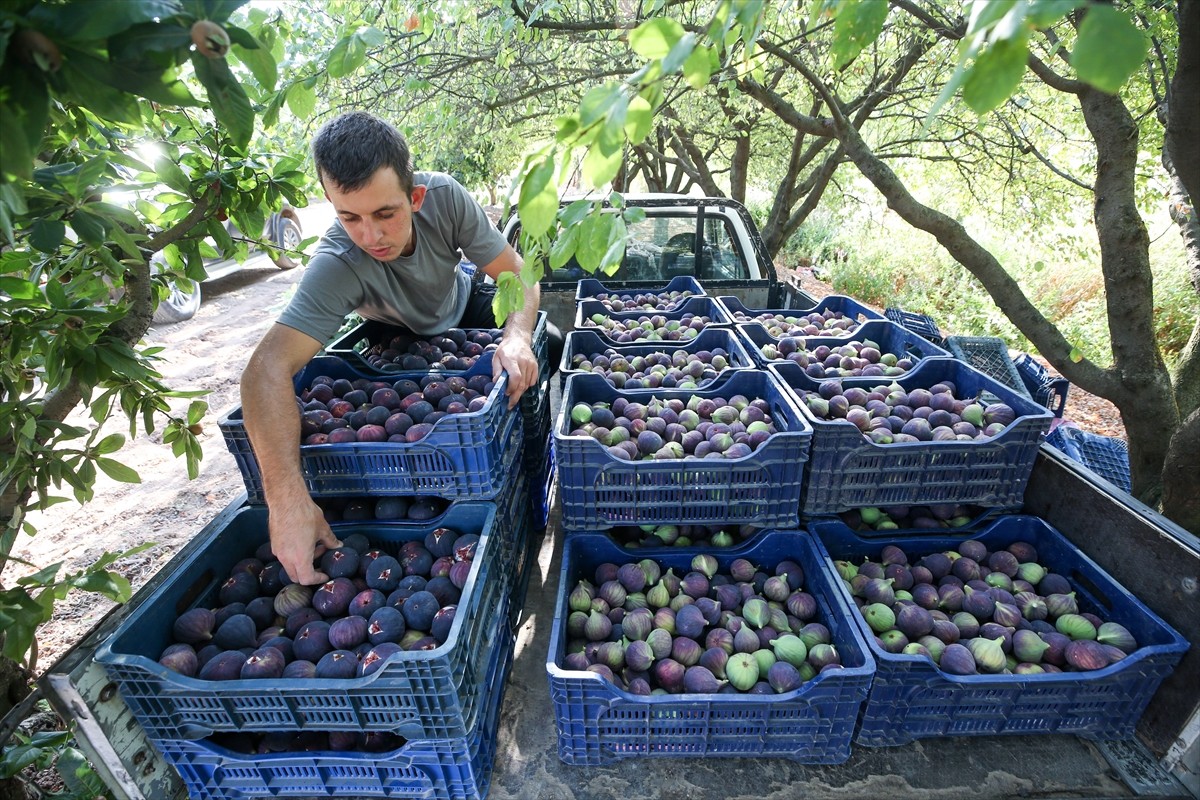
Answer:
[410,184,428,211]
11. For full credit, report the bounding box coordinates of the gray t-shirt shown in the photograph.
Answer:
[277,172,506,341]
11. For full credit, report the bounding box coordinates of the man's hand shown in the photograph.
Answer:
[269,498,342,585]
[492,336,539,409]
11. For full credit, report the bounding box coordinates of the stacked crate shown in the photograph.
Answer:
[546,285,1187,763]
[543,279,881,765]
[95,322,547,798]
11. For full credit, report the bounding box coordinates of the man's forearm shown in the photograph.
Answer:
[501,280,540,344]
[241,360,309,505]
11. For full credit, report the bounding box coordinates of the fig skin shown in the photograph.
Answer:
[191,20,231,58]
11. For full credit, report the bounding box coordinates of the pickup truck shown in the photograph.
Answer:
[28,195,1200,799]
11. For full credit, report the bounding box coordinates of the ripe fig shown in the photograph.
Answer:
[158,643,199,676]
[173,607,216,646]
[198,650,246,681]
[191,20,231,58]
[240,647,286,679]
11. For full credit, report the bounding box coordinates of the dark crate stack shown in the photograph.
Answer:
[541,281,1186,766]
[97,320,548,799]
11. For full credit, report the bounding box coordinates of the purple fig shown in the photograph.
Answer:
[1012,629,1051,663]
[939,643,977,675]
[895,604,934,639]
[671,636,703,667]
[597,641,626,671]
[1038,572,1072,595]
[328,615,369,650]
[646,628,673,660]
[684,665,725,693]
[961,586,995,620]
[173,608,216,646]
[213,614,258,650]
[992,601,1022,628]
[617,563,647,593]
[797,623,831,650]
[158,644,198,676]
[240,647,286,679]
[625,639,655,672]
[674,604,707,640]
[1064,639,1110,671]
[282,660,317,679]
[652,658,686,693]
[767,661,803,694]
[806,643,840,670]
[198,650,245,681]
[931,618,961,645]
[273,584,313,618]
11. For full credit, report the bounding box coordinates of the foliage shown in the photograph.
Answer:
[0,725,110,799]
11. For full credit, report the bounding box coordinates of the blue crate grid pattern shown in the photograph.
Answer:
[152,618,515,799]
[574,275,707,304]
[944,335,1033,402]
[883,307,943,344]
[1046,425,1132,493]
[546,531,875,764]
[809,515,1188,746]
[1013,353,1070,418]
[770,359,1053,515]
[553,371,812,528]
[95,505,514,742]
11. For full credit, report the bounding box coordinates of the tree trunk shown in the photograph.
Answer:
[0,776,39,800]
[1162,406,1200,534]
[1076,85,1179,501]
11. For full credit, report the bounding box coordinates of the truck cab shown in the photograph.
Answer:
[501,195,807,334]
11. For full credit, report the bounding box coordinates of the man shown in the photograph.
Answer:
[241,111,555,585]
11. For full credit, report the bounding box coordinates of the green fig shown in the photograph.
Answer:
[1096,622,1137,653]
[967,636,1007,673]
[862,603,896,634]
[726,652,760,691]
[1055,613,1097,641]
[770,634,808,667]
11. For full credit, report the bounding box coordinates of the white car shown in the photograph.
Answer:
[153,208,303,323]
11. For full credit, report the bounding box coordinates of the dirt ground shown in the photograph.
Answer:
[11,209,1127,675]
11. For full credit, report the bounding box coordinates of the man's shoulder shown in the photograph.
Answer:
[415,171,463,194]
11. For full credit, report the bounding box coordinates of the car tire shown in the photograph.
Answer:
[152,281,202,324]
[272,217,303,270]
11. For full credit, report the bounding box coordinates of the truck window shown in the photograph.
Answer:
[523,211,749,284]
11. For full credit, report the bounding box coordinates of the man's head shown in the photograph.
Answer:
[312,112,415,196]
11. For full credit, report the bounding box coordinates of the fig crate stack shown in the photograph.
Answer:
[94,318,550,800]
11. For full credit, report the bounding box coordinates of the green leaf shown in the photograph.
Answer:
[1033,260,1045,272]
[682,43,715,90]
[327,33,367,79]
[629,17,685,59]
[624,95,654,145]
[15,562,62,587]
[548,224,578,270]
[1071,5,1147,94]
[831,0,890,70]
[95,433,126,455]
[492,271,525,327]
[29,0,184,41]
[962,33,1029,115]
[1026,0,1085,28]
[237,38,278,91]
[0,278,38,299]
[29,219,66,253]
[579,83,624,128]
[966,0,1018,37]
[154,154,191,194]
[59,47,198,107]
[191,53,255,149]
[71,570,132,602]
[661,32,698,75]
[70,209,108,245]
[287,81,316,120]
[1069,347,1084,363]
[95,458,141,484]
[517,156,558,238]
[582,142,623,189]
[0,69,51,180]
[188,400,207,425]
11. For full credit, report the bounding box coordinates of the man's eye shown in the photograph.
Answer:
[378,213,395,220]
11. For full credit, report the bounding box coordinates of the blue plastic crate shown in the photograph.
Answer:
[573,296,732,343]
[218,355,522,504]
[716,294,883,337]
[1046,426,1132,494]
[546,531,875,765]
[1013,353,1069,418]
[95,504,515,742]
[325,311,549,382]
[769,358,1053,514]
[574,275,706,305]
[735,319,952,373]
[883,307,943,344]
[533,430,554,531]
[558,327,757,392]
[944,335,1032,402]
[152,616,515,799]
[554,371,812,528]
[808,515,1189,746]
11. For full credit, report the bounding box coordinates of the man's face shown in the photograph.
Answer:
[324,166,426,262]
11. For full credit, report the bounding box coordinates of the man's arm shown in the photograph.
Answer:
[241,323,341,584]
[480,243,540,408]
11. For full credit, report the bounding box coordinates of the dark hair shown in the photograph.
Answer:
[312,111,414,194]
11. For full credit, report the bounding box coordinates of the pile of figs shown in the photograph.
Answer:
[609,523,761,549]
[796,379,1019,443]
[757,335,919,379]
[158,527,481,682]
[588,289,700,313]
[839,504,984,532]
[360,327,504,372]
[567,345,739,390]
[579,311,716,343]
[561,553,845,695]
[318,496,449,523]
[296,371,495,445]
[209,729,405,755]
[566,392,781,461]
[834,537,1140,674]
[732,308,865,337]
